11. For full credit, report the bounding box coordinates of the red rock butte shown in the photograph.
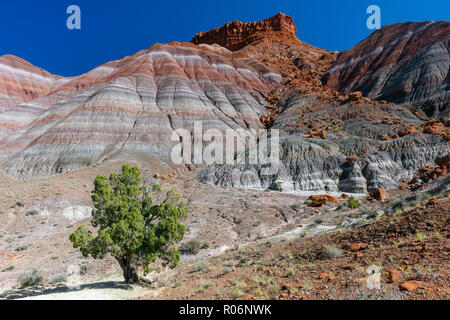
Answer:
[191,13,298,51]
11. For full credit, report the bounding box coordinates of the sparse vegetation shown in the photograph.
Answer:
[194,260,210,272]
[348,196,360,209]
[324,246,343,259]
[179,240,201,255]
[49,273,68,284]
[17,270,43,288]
[287,267,295,275]
[302,279,314,291]
[434,230,443,240]
[15,244,29,251]
[179,239,210,255]
[2,266,14,272]
[196,281,211,293]
[415,232,427,241]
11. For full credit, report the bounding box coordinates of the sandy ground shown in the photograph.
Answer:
[1,156,445,299]
[16,274,159,300]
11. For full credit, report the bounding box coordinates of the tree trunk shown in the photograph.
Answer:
[118,258,139,283]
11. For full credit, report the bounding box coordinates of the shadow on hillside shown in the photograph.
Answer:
[0,280,131,300]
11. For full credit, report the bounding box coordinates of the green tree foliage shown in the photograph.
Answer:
[69,164,188,283]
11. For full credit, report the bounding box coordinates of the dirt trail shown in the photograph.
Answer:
[8,274,160,300]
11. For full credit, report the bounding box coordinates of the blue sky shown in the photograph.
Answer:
[1,0,448,76]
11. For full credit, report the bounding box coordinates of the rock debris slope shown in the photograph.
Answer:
[192,14,450,193]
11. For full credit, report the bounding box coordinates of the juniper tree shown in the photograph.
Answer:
[69,164,188,283]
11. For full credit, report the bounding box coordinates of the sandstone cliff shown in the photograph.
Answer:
[192,13,297,51]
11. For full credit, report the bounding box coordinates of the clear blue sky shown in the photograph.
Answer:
[1,0,448,76]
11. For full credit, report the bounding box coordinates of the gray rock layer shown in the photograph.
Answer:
[196,134,449,193]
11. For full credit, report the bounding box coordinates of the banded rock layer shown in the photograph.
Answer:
[0,43,281,179]
[322,21,450,118]
[0,55,61,112]
[197,133,449,193]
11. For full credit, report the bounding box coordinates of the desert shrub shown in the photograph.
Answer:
[415,232,427,241]
[179,240,209,255]
[196,280,211,293]
[314,218,323,224]
[390,201,404,214]
[2,266,14,272]
[18,270,43,288]
[200,242,209,249]
[179,240,202,255]
[26,209,39,216]
[154,277,170,287]
[49,273,68,284]
[194,261,210,272]
[324,246,343,259]
[15,244,29,251]
[348,196,360,209]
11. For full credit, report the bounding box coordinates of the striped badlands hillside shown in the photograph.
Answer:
[0,55,61,112]
[322,21,450,119]
[0,55,63,139]
[0,43,281,179]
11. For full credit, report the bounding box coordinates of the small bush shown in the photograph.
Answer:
[222,266,232,275]
[324,246,343,259]
[179,240,202,255]
[314,218,323,224]
[2,266,14,272]
[200,242,209,249]
[26,209,39,216]
[415,232,427,241]
[49,273,68,284]
[15,245,29,251]
[18,270,43,288]
[391,201,404,214]
[194,261,210,272]
[180,239,210,255]
[348,196,360,209]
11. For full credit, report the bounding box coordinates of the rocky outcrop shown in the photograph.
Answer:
[0,43,281,179]
[322,21,450,118]
[196,133,449,194]
[307,194,339,207]
[338,160,367,193]
[191,13,297,51]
